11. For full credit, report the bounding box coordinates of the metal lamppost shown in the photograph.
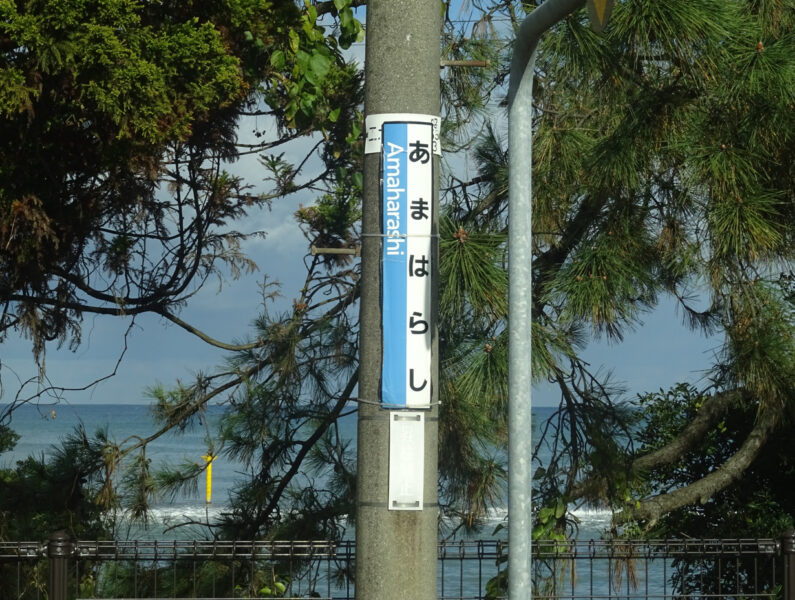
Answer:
[507,1,612,598]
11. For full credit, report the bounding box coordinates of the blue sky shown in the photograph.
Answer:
[1,4,722,410]
[2,281,721,408]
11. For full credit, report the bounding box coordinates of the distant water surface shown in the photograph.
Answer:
[1,403,611,538]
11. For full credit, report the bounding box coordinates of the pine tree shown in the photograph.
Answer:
[442,0,794,534]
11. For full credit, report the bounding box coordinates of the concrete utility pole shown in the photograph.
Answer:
[355,1,441,599]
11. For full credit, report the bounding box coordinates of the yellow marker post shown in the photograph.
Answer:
[586,0,615,33]
[202,455,216,504]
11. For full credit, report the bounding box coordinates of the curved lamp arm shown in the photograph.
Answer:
[506,1,585,599]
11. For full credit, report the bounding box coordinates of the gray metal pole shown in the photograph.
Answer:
[783,529,795,600]
[507,2,584,599]
[47,530,72,600]
[355,1,441,599]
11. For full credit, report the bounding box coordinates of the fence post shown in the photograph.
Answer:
[783,529,795,600]
[48,530,72,600]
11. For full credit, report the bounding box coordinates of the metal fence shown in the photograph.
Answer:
[1,531,794,600]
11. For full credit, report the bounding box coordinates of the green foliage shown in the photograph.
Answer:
[50,0,788,554]
[138,256,360,542]
[439,215,507,321]
[627,382,794,596]
[1,11,792,600]
[0,423,19,454]
[0,423,111,541]
[460,16,791,600]
[0,0,364,361]
[261,1,363,130]
[545,216,659,340]
[91,558,293,599]
[634,383,795,538]
[0,1,366,563]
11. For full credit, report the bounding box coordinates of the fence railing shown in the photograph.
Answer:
[2,531,794,600]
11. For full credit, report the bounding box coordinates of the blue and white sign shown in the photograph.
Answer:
[381,121,433,409]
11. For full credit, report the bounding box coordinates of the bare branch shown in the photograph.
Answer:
[259,369,358,520]
[156,309,265,351]
[5,319,136,414]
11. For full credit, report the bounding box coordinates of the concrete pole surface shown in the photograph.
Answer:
[355,1,441,600]
[507,1,584,599]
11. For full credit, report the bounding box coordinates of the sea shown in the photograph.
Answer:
[0,403,651,598]
[0,402,612,540]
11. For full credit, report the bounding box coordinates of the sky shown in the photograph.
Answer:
[1,126,721,410]
[0,4,723,411]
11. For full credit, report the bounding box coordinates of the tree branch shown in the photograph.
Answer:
[259,368,358,522]
[619,404,780,526]
[632,390,741,473]
[118,280,359,458]
[156,309,265,351]
[315,0,367,16]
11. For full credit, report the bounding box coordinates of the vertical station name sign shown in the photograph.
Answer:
[365,113,439,511]
[379,119,434,409]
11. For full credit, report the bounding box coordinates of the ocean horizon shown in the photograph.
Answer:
[1,402,612,540]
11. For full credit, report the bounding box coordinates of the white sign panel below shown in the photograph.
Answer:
[388,412,425,510]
